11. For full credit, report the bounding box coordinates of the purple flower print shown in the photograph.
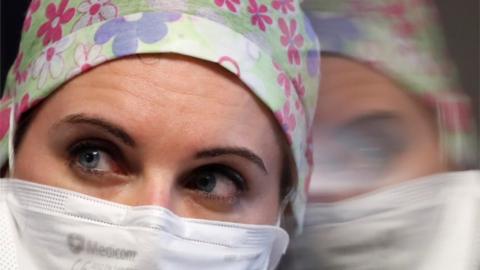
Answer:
[94,12,181,57]
[307,13,361,53]
[306,49,320,77]
[303,15,320,76]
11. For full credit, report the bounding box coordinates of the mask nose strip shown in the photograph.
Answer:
[65,196,127,224]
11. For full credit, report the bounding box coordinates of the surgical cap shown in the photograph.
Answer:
[303,0,474,167]
[0,0,320,227]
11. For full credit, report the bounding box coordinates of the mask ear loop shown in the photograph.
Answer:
[276,188,296,227]
[7,94,17,177]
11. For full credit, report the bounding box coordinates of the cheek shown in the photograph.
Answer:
[237,190,282,225]
[13,129,62,184]
[176,190,281,225]
[390,121,447,182]
[12,112,76,189]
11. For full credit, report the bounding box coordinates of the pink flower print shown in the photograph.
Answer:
[214,0,240,13]
[37,0,76,46]
[292,73,305,98]
[349,0,374,14]
[294,98,301,110]
[0,98,12,139]
[14,94,31,121]
[23,0,41,32]
[32,37,72,88]
[13,52,29,84]
[71,44,106,76]
[278,18,304,65]
[305,130,313,165]
[277,72,291,96]
[275,101,296,143]
[73,0,119,31]
[218,56,240,76]
[0,94,31,139]
[294,95,305,116]
[272,0,294,14]
[273,61,291,96]
[304,130,314,193]
[395,20,415,37]
[248,0,272,31]
[381,2,406,17]
[440,99,472,131]
[380,3,416,37]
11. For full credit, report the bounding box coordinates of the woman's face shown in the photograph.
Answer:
[13,54,285,225]
[310,56,449,202]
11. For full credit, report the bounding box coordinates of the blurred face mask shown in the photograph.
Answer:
[287,171,480,270]
[0,178,289,270]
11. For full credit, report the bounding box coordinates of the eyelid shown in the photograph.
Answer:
[195,148,268,175]
[335,113,400,134]
[67,138,130,176]
[68,139,121,160]
[334,113,407,151]
[183,164,248,192]
[54,113,136,147]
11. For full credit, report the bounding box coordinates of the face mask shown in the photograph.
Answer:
[283,171,480,270]
[0,178,289,270]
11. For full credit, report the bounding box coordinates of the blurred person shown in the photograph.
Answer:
[280,0,479,269]
[0,0,320,269]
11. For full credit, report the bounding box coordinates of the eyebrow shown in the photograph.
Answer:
[54,114,267,173]
[195,147,268,174]
[339,112,400,131]
[54,113,136,147]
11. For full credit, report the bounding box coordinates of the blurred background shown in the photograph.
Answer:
[1,0,479,164]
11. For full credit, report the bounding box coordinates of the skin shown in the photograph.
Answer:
[13,54,286,225]
[309,56,449,202]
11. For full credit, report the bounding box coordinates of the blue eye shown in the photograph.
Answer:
[317,114,407,182]
[69,140,123,175]
[192,172,217,193]
[185,165,246,200]
[78,149,101,169]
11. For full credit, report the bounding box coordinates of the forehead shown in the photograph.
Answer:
[34,54,282,160]
[315,56,431,128]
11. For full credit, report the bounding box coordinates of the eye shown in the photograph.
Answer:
[183,164,247,203]
[68,140,124,176]
[317,114,407,181]
[340,133,393,170]
[77,148,110,171]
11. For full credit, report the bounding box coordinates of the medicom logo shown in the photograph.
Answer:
[67,233,138,261]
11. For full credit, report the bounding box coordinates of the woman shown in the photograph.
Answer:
[281,0,479,269]
[0,0,319,269]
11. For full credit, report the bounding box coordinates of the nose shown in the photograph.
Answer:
[130,170,177,209]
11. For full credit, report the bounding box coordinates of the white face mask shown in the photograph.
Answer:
[0,178,289,270]
[282,171,480,270]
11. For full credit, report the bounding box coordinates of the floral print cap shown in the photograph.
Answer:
[303,0,475,167]
[0,0,321,227]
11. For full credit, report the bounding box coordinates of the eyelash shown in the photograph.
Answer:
[66,139,249,202]
[182,164,248,207]
[184,164,247,190]
[67,139,125,177]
